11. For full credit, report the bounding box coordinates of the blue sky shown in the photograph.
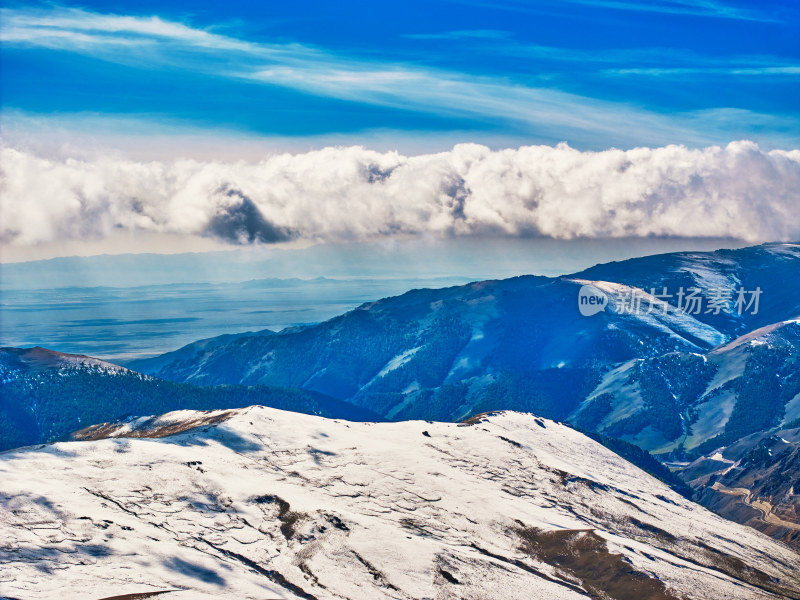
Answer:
[1,0,798,151]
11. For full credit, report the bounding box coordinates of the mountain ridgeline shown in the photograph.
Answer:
[130,243,800,458]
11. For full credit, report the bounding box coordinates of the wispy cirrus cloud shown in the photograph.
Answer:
[603,66,800,77]
[445,0,781,22]
[0,8,255,51]
[556,0,779,21]
[0,6,797,149]
[403,30,799,78]
[404,29,514,41]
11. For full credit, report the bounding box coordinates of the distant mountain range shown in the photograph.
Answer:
[3,407,798,599]
[130,243,800,455]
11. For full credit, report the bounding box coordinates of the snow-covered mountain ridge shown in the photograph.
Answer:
[0,346,133,382]
[2,407,799,599]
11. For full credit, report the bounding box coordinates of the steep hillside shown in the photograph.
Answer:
[130,275,731,423]
[130,243,800,437]
[2,407,799,599]
[676,426,800,550]
[572,318,800,456]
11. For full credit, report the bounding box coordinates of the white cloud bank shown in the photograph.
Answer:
[1,141,799,247]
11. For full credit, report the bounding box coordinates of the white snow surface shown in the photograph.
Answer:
[366,346,423,387]
[676,255,741,295]
[2,407,798,599]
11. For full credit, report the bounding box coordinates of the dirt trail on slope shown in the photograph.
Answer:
[711,483,800,531]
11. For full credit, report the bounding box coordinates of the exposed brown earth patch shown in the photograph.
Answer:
[71,411,237,441]
[516,527,681,600]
